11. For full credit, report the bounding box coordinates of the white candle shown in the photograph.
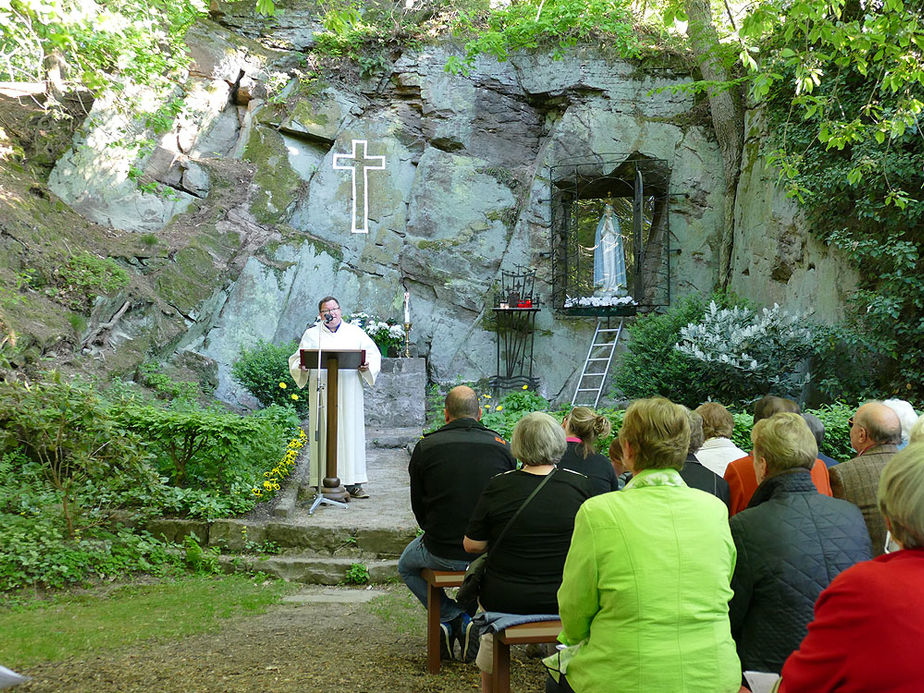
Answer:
[404,290,410,323]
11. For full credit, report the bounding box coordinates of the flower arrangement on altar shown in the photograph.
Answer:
[345,312,406,356]
[564,295,637,308]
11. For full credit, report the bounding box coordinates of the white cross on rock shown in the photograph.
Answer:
[332,139,386,234]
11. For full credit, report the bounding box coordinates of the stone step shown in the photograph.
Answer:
[146,517,418,558]
[220,553,399,585]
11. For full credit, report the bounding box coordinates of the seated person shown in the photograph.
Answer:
[802,412,839,467]
[549,397,741,693]
[724,396,831,515]
[607,437,632,489]
[463,412,594,693]
[557,407,619,495]
[694,401,747,476]
[729,413,871,674]
[679,407,730,510]
[780,443,924,691]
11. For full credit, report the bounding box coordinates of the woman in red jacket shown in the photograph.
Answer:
[779,442,924,692]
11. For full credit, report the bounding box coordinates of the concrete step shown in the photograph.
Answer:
[146,517,417,558]
[220,553,399,585]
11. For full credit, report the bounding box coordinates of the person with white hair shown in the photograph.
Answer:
[883,398,919,449]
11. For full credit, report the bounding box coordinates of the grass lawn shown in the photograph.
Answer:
[0,574,296,668]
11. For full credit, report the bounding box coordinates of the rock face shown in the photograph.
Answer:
[730,111,859,320]
[43,9,852,406]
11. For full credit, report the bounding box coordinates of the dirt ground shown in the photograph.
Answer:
[17,584,548,693]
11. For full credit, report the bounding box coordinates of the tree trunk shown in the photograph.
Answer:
[684,0,744,289]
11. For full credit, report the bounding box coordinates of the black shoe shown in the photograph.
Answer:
[439,620,455,661]
[457,613,480,663]
[347,485,369,499]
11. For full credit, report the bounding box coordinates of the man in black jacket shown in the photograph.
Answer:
[398,385,515,662]
[728,413,872,675]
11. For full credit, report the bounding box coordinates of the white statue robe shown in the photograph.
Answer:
[287,321,380,486]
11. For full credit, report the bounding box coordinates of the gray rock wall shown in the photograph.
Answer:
[45,12,854,408]
[730,110,858,321]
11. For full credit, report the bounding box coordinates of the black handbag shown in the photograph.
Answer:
[456,469,557,616]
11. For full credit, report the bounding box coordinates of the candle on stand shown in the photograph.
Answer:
[404,290,410,323]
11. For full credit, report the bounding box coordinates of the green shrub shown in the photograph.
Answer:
[613,294,719,408]
[675,302,815,403]
[0,373,157,537]
[231,340,309,416]
[807,402,855,464]
[137,362,199,402]
[114,402,298,519]
[183,535,221,574]
[480,388,552,441]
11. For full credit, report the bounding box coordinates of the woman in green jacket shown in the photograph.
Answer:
[548,397,741,693]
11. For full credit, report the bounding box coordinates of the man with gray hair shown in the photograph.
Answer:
[398,385,515,663]
[830,401,902,555]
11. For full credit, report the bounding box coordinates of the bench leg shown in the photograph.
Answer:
[427,581,441,674]
[493,636,511,693]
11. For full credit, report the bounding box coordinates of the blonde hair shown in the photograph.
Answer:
[878,443,924,549]
[566,406,612,459]
[696,401,735,439]
[751,413,817,476]
[619,397,690,471]
[511,412,567,467]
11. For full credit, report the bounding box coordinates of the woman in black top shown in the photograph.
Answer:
[558,406,619,495]
[464,412,593,692]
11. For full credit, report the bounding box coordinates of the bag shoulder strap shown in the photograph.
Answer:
[488,468,557,560]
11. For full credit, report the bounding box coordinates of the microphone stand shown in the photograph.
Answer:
[308,319,348,515]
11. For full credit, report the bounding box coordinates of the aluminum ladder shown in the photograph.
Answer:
[571,318,624,408]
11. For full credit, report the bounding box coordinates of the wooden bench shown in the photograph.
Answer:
[420,568,466,674]
[492,618,562,693]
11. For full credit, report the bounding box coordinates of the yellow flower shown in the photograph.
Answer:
[483,394,491,399]
[496,405,503,411]
[291,394,299,401]
[279,382,287,389]
[522,384,529,389]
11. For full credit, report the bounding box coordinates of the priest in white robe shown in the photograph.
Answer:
[288,296,380,498]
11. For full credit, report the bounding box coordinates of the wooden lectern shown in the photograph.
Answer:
[300,347,366,514]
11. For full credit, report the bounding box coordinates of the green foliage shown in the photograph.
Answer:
[231,340,309,416]
[0,373,157,537]
[449,0,640,74]
[343,562,370,585]
[809,402,856,463]
[0,515,178,590]
[114,403,298,518]
[137,361,199,402]
[614,294,726,408]
[0,0,206,116]
[675,301,816,404]
[738,0,924,399]
[54,252,130,311]
[183,534,221,574]
[480,387,552,441]
[731,412,755,452]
